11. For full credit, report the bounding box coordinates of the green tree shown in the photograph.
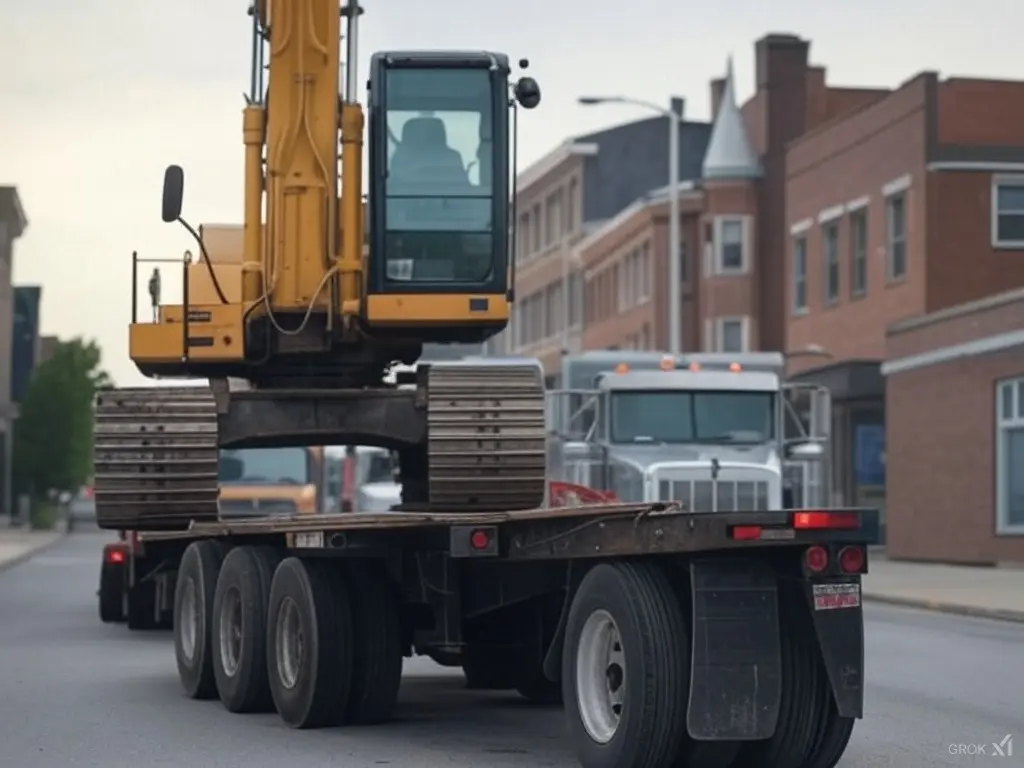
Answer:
[12,337,112,498]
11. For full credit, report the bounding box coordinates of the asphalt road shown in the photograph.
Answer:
[0,531,1021,768]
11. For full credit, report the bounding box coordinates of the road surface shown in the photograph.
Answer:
[0,531,1021,767]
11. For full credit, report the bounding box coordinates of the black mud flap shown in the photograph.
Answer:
[805,578,865,718]
[687,558,781,741]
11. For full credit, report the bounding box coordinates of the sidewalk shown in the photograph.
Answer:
[0,526,66,572]
[863,555,1024,622]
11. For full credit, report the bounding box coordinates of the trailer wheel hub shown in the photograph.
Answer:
[576,609,626,744]
[275,596,304,690]
[218,585,243,677]
[179,578,199,662]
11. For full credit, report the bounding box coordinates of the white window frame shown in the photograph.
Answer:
[792,236,808,314]
[849,208,868,297]
[637,242,650,304]
[822,220,840,305]
[991,174,1024,249]
[885,191,907,281]
[713,316,750,353]
[996,377,1024,534]
[713,216,751,275]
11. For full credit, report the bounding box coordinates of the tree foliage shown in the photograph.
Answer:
[12,337,111,497]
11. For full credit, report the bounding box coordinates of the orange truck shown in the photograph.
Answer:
[99,446,325,630]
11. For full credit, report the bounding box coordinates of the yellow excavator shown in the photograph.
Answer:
[93,1,544,531]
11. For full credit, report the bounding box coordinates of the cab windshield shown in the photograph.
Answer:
[218,448,310,485]
[610,390,776,444]
[383,67,495,284]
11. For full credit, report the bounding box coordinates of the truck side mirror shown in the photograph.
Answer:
[788,442,824,460]
[161,165,185,223]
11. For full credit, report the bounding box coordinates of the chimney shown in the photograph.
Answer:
[670,96,685,119]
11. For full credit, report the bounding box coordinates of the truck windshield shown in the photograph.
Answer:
[383,67,495,284]
[218,448,309,485]
[610,390,776,444]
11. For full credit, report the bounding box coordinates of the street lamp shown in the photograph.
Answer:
[578,95,682,353]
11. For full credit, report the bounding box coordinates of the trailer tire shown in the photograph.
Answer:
[174,540,226,700]
[98,563,125,624]
[267,558,353,729]
[563,562,688,768]
[212,546,280,714]
[345,565,403,724]
[732,587,825,768]
[804,703,856,768]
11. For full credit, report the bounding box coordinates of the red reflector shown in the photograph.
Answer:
[105,548,126,565]
[804,545,829,572]
[469,529,491,550]
[731,525,763,540]
[792,511,859,530]
[838,546,865,574]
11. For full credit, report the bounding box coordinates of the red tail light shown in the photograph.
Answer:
[838,545,866,574]
[804,545,829,573]
[792,511,859,530]
[104,546,126,565]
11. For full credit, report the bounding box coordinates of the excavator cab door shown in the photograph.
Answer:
[364,51,512,336]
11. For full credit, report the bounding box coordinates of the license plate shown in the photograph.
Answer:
[812,582,861,610]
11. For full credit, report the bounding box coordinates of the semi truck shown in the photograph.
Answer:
[90,3,878,767]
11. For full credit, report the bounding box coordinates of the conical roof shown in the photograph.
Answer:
[702,57,761,180]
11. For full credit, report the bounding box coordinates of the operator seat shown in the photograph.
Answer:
[389,117,469,189]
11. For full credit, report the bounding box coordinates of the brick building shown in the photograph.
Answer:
[785,70,1024,559]
[0,185,28,521]
[884,290,1024,564]
[497,99,711,382]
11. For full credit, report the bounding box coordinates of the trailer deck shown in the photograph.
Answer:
[138,503,880,560]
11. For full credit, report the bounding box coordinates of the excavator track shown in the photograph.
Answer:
[93,387,220,531]
[93,362,547,530]
[426,364,548,511]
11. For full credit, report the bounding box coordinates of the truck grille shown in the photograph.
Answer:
[657,479,770,512]
[218,499,297,518]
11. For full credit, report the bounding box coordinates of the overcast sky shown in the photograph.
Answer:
[3,0,1022,385]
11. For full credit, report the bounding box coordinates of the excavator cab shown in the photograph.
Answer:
[365,52,540,343]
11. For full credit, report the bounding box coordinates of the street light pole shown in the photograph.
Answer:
[579,96,682,353]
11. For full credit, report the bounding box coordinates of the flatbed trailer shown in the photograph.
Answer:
[130,498,879,768]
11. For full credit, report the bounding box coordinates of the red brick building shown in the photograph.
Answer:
[500,34,1024,561]
[884,291,1024,564]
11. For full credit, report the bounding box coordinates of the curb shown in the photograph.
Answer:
[0,530,69,575]
[863,593,1024,624]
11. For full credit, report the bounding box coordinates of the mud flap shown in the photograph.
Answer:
[805,577,865,718]
[687,558,781,741]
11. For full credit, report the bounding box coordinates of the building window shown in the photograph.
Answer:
[567,178,578,236]
[996,377,1024,534]
[821,221,839,305]
[886,193,906,280]
[615,261,627,313]
[638,242,650,303]
[531,204,541,253]
[850,209,868,297]
[714,317,748,353]
[992,177,1024,248]
[793,236,807,313]
[679,242,688,282]
[715,217,747,274]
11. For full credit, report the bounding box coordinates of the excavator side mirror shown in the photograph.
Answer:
[161,165,185,223]
[514,77,541,110]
